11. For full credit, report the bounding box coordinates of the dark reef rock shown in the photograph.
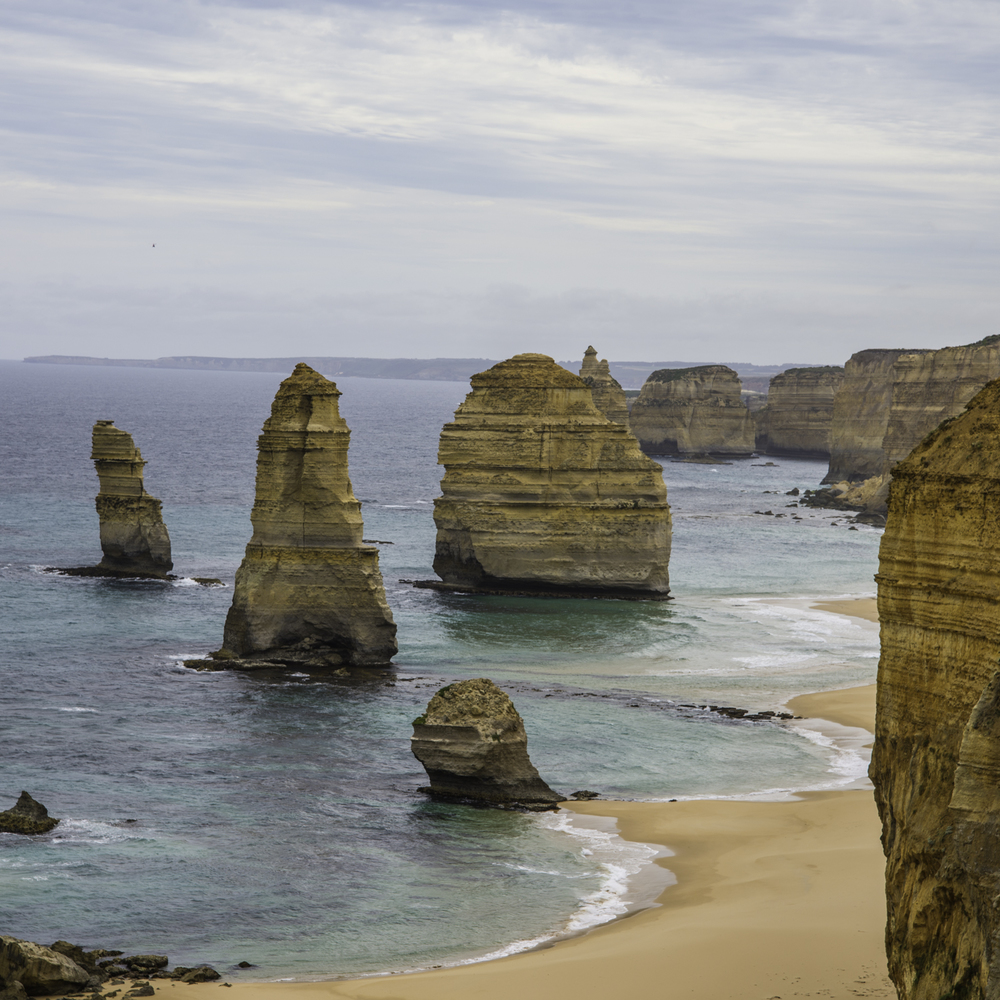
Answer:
[0,792,59,835]
[411,678,562,810]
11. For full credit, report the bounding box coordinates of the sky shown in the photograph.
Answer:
[1,0,998,364]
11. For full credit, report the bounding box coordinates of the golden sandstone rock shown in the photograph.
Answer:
[218,364,396,667]
[754,366,844,459]
[579,345,629,424]
[431,353,671,599]
[89,420,172,577]
[873,377,1000,999]
[628,365,754,457]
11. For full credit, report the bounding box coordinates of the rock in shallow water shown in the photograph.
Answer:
[411,678,562,810]
[0,792,59,835]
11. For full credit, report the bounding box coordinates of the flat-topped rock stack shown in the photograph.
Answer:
[215,364,397,668]
[578,345,629,424]
[628,365,754,457]
[754,366,844,458]
[872,376,1000,999]
[411,678,562,810]
[430,353,671,599]
[82,421,173,578]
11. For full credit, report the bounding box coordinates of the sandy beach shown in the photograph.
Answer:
[161,672,890,1000]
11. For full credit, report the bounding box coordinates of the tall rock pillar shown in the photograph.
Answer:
[219,364,397,667]
[579,346,629,424]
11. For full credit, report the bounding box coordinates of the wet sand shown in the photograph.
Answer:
[811,596,879,623]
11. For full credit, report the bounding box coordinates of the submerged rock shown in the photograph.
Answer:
[629,365,754,457]
[579,345,629,424]
[872,376,1000,999]
[0,792,59,835]
[0,937,89,996]
[217,364,397,668]
[431,353,671,599]
[411,678,562,810]
[754,366,844,459]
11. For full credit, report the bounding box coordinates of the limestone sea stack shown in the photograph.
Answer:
[411,678,562,810]
[88,421,172,577]
[754,366,844,458]
[431,353,671,599]
[216,364,397,668]
[628,365,754,457]
[872,376,1000,999]
[578,345,629,423]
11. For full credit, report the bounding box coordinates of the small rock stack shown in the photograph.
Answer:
[0,792,59,835]
[579,345,629,424]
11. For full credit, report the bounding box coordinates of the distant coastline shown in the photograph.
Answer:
[22,355,816,390]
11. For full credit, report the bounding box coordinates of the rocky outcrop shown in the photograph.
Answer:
[430,353,671,599]
[579,346,629,424]
[0,938,89,996]
[215,363,397,668]
[411,678,562,810]
[0,792,59,835]
[628,365,754,457]
[754,366,844,458]
[872,376,1000,1000]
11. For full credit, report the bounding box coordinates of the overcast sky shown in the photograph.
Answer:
[1,0,998,364]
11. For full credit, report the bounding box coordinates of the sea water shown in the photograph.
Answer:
[0,361,881,979]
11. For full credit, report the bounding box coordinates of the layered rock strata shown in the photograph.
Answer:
[579,345,629,424]
[872,377,1000,999]
[216,364,396,668]
[628,365,754,457]
[431,353,671,598]
[411,678,562,810]
[0,792,59,835]
[754,366,844,458]
[69,421,173,577]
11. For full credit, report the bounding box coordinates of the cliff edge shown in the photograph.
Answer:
[754,366,843,459]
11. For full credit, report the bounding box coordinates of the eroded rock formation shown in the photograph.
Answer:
[0,938,90,996]
[431,353,671,598]
[216,363,396,668]
[0,792,59,835]
[79,421,173,577]
[579,345,629,423]
[872,376,1000,999]
[411,678,562,810]
[754,366,844,458]
[628,365,754,457]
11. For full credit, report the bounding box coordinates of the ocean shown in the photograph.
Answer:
[0,360,880,980]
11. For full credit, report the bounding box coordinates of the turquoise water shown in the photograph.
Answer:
[0,361,880,980]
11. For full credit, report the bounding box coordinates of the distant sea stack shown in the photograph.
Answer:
[872,377,1000,999]
[754,366,844,459]
[628,365,754,458]
[430,353,671,599]
[578,345,629,423]
[216,364,397,668]
[411,678,562,810]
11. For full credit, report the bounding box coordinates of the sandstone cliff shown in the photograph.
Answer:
[431,353,671,598]
[411,678,561,810]
[872,376,1000,999]
[217,364,397,668]
[754,366,843,458]
[86,421,172,577]
[579,345,629,424]
[628,365,754,457]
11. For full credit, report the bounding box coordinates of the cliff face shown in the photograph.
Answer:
[579,345,629,424]
[872,377,1000,1000]
[754,366,844,458]
[628,365,754,457]
[90,420,172,577]
[411,678,561,810]
[219,364,397,667]
[432,353,671,598]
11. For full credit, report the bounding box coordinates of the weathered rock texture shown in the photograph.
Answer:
[628,365,754,457]
[217,364,397,667]
[872,376,1000,1000]
[0,938,89,996]
[0,792,59,835]
[754,366,844,458]
[579,345,629,424]
[431,353,671,599]
[411,678,562,810]
[88,421,172,577]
